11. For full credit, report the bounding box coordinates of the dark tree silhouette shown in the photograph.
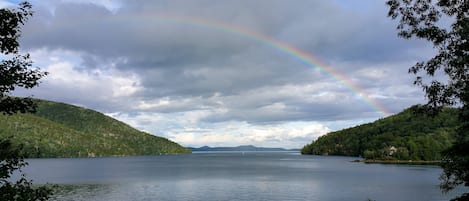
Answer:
[0,2,52,200]
[386,0,468,200]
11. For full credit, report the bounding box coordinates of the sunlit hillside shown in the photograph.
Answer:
[0,100,191,158]
[302,105,460,161]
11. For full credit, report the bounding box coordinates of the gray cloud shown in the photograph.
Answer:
[17,0,429,127]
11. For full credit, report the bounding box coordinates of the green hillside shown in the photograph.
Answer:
[0,100,191,158]
[301,105,460,161]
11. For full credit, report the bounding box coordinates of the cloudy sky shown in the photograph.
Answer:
[3,0,432,148]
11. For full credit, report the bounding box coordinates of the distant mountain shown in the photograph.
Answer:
[189,145,299,152]
[0,99,191,158]
[301,105,460,161]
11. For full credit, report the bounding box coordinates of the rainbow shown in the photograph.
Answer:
[140,14,390,116]
[47,13,390,116]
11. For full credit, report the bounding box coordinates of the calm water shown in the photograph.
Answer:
[22,152,464,201]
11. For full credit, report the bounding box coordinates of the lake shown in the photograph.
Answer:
[22,152,464,201]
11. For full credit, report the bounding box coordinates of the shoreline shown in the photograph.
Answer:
[352,159,441,165]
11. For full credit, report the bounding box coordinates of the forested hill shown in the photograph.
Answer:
[0,100,191,158]
[301,105,460,161]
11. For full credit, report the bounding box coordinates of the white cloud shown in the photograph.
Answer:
[44,58,142,99]
[108,110,330,149]
[61,0,122,12]
[11,0,433,148]
[13,49,143,111]
[169,121,331,149]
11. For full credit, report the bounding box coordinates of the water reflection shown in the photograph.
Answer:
[23,152,464,201]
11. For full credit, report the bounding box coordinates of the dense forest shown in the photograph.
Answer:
[301,105,460,161]
[0,100,191,158]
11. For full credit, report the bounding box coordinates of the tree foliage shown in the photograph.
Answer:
[0,2,46,115]
[386,0,468,112]
[0,2,51,200]
[0,100,191,158]
[0,140,52,201]
[301,105,459,161]
[386,0,468,199]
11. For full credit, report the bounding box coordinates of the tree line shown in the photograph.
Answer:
[301,105,460,161]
